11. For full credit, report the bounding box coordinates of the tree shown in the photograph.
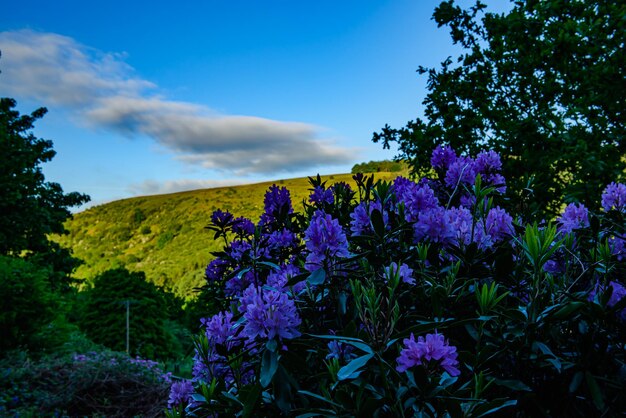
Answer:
[0,97,90,290]
[79,268,181,359]
[0,97,90,254]
[373,0,626,217]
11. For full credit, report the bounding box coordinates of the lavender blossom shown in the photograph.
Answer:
[239,285,302,341]
[447,206,474,245]
[260,185,293,225]
[349,200,389,236]
[393,177,440,222]
[309,186,334,205]
[609,236,625,261]
[431,145,457,171]
[474,207,514,249]
[414,207,454,244]
[385,262,415,285]
[201,311,239,348]
[267,229,297,250]
[168,380,193,409]
[558,203,589,234]
[602,182,626,212]
[305,210,350,271]
[396,332,460,376]
[211,209,234,226]
[233,217,255,236]
[589,280,626,321]
[445,156,477,189]
[267,264,305,294]
[205,258,229,282]
[326,340,356,362]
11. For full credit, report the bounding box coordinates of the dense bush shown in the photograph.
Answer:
[0,351,171,417]
[169,147,625,417]
[0,255,56,353]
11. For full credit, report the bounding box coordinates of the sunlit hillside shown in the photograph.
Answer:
[54,172,404,298]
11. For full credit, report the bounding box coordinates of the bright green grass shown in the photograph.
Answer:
[54,172,404,298]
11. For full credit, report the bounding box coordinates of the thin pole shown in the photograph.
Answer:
[126,300,130,354]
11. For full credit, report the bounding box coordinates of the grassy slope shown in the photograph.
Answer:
[54,172,403,298]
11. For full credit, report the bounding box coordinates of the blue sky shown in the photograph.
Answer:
[0,1,508,209]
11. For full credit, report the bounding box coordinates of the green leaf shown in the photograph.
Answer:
[370,208,386,237]
[585,372,605,411]
[337,353,374,381]
[260,348,279,387]
[308,268,326,286]
[491,378,532,392]
[298,390,342,408]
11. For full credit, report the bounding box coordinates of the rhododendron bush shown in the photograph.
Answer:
[168,148,626,417]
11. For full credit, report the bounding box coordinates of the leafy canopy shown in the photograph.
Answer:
[0,97,90,255]
[373,0,626,216]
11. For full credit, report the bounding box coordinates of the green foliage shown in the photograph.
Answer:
[0,256,56,353]
[0,351,170,417]
[176,171,626,416]
[54,172,400,298]
[373,0,626,216]
[0,97,89,255]
[78,268,183,359]
[351,159,408,174]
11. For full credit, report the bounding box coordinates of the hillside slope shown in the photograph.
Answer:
[55,172,402,298]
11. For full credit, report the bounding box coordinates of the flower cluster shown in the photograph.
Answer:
[305,210,350,271]
[396,332,460,377]
[183,146,626,416]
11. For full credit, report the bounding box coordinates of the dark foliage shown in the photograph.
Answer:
[373,0,626,217]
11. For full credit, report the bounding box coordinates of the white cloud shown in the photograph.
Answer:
[128,178,249,196]
[0,29,357,175]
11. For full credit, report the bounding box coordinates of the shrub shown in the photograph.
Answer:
[171,149,626,417]
[0,351,171,417]
[0,256,56,353]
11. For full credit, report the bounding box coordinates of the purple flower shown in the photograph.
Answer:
[558,203,589,234]
[326,340,356,362]
[228,240,252,261]
[431,145,457,171]
[349,200,388,236]
[267,229,297,250]
[414,207,454,244]
[474,207,514,249]
[260,185,293,225]
[225,270,257,297]
[211,209,234,226]
[267,264,305,294]
[609,236,626,260]
[474,150,502,173]
[201,311,239,348]
[233,217,255,236]
[396,332,460,376]
[206,258,229,282]
[168,380,193,409]
[385,262,415,285]
[602,182,626,212]
[305,210,350,271]
[589,280,626,321]
[447,206,474,245]
[393,177,440,222]
[239,285,302,341]
[309,186,334,205]
[445,156,477,189]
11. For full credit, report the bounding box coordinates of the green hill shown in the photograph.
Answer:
[54,172,403,298]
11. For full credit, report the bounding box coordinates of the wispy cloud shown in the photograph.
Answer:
[0,29,357,175]
[128,178,249,196]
